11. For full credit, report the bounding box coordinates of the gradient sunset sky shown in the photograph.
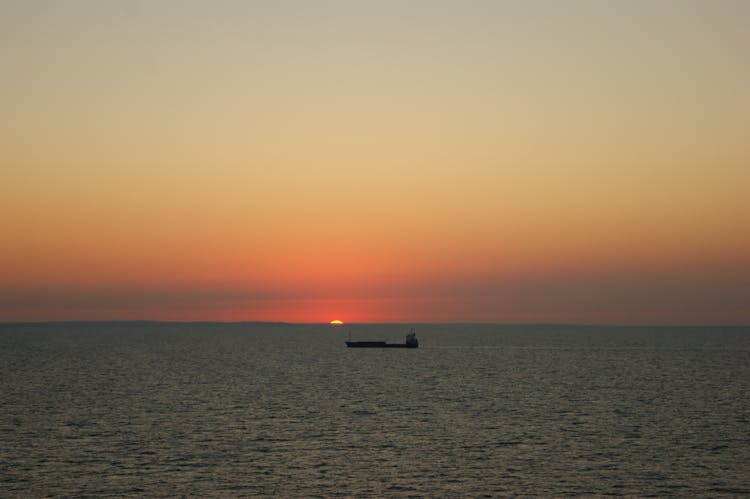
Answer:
[2,0,749,324]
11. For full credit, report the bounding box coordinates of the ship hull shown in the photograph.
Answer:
[346,341,417,348]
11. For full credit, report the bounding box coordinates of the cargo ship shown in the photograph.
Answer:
[346,328,419,348]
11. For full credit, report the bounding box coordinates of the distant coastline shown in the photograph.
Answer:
[0,320,292,327]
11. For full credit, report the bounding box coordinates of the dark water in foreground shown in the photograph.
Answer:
[1,323,749,497]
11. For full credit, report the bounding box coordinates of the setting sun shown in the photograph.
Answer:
[329,320,344,326]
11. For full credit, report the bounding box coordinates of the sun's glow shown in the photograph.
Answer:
[329,319,344,325]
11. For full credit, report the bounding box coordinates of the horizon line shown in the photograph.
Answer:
[0,320,748,328]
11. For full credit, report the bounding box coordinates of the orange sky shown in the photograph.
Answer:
[2,1,749,323]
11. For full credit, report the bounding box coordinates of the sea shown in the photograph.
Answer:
[1,323,748,497]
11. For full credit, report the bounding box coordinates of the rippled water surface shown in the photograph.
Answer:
[1,323,749,497]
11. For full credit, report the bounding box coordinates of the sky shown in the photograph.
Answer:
[2,0,749,324]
